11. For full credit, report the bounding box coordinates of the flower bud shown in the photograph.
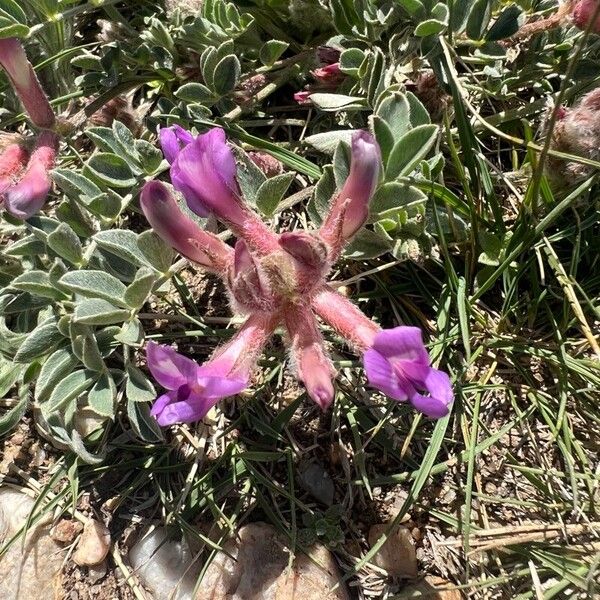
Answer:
[319,130,381,257]
[294,91,312,105]
[3,131,58,220]
[311,63,344,86]
[140,180,233,273]
[0,38,55,129]
[572,0,600,33]
[279,231,329,275]
[316,46,341,65]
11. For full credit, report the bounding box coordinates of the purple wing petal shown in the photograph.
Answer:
[146,341,199,390]
[363,349,410,401]
[151,390,216,426]
[372,326,429,364]
[159,125,194,164]
[410,393,450,418]
[424,367,453,406]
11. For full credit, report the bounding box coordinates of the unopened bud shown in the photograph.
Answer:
[0,38,55,129]
[3,131,58,220]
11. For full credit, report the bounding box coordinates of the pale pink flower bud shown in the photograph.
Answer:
[294,91,312,105]
[3,131,58,219]
[0,38,55,129]
[140,180,233,274]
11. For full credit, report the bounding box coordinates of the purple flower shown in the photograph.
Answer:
[363,327,453,418]
[146,314,277,426]
[159,125,194,164]
[170,127,245,222]
[146,341,248,426]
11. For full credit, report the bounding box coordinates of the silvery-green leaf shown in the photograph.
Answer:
[259,40,288,66]
[12,271,68,300]
[369,183,427,220]
[87,372,117,417]
[309,93,367,111]
[47,223,83,265]
[124,267,156,309]
[115,318,144,346]
[213,54,241,95]
[35,348,79,402]
[466,0,492,40]
[74,299,130,326]
[44,369,97,415]
[94,229,147,266]
[127,398,163,442]
[175,82,217,104]
[0,358,23,398]
[344,229,392,259]
[406,92,431,126]
[304,131,355,155]
[84,153,136,188]
[59,270,128,306]
[386,125,438,180]
[137,231,174,273]
[126,364,156,403]
[307,166,336,226]
[255,172,295,217]
[339,48,365,76]
[14,321,64,363]
[81,333,105,372]
[0,386,27,437]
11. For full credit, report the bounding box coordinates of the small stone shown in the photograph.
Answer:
[51,519,83,544]
[72,519,111,566]
[129,527,196,600]
[401,576,462,599]
[198,522,349,600]
[298,462,335,506]
[368,524,418,579]
[88,560,107,583]
[0,487,65,600]
[411,527,422,542]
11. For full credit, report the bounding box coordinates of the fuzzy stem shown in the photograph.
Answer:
[311,285,381,352]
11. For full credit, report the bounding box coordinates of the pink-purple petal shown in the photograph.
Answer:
[159,125,194,164]
[409,393,450,418]
[171,128,241,219]
[146,341,199,390]
[363,349,410,401]
[195,374,248,398]
[372,326,429,364]
[423,368,453,406]
[152,390,217,426]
